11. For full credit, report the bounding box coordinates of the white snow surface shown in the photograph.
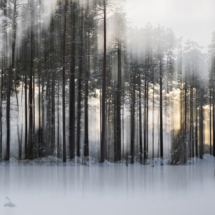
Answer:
[0,154,215,215]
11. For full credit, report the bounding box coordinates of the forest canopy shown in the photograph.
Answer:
[0,0,215,165]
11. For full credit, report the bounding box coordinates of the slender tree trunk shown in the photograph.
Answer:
[195,89,198,157]
[38,0,42,158]
[116,38,121,161]
[25,72,28,159]
[57,80,60,158]
[28,59,33,159]
[144,75,147,163]
[100,0,106,163]
[28,0,34,159]
[69,2,76,159]
[185,83,187,137]
[84,36,90,157]
[2,0,7,160]
[130,66,135,164]
[46,78,50,154]
[15,85,23,160]
[146,80,149,158]
[199,92,204,159]
[139,70,142,164]
[152,72,154,167]
[160,58,163,164]
[41,77,45,156]
[114,88,117,161]
[179,58,183,130]
[6,0,17,160]
[51,72,55,155]
[6,57,11,161]
[84,80,89,156]
[190,87,193,157]
[62,0,67,162]
[50,13,55,156]
[77,6,84,158]
[0,61,3,159]
[38,76,41,157]
[213,88,215,157]
[210,88,212,155]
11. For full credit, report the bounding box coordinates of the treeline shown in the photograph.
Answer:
[0,0,214,164]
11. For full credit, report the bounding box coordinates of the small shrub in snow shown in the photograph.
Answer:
[169,131,187,165]
[4,197,16,207]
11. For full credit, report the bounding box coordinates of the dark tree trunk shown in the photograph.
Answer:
[160,58,163,164]
[84,37,90,157]
[190,87,194,158]
[2,0,7,160]
[144,75,147,163]
[152,72,155,167]
[0,62,3,159]
[51,72,55,155]
[69,2,76,159]
[15,84,23,160]
[77,7,84,158]
[116,39,121,161]
[210,88,212,155]
[139,70,142,164]
[38,0,42,158]
[38,76,41,157]
[62,0,67,162]
[25,72,28,159]
[199,92,204,159]
[213,88,215,157]
[185,83,187,137]
[100,0,106,163]
[195,90,198,157]
[130,66,136,164]
[57,80,60,158]
[41,77,45,157]
[50,13,55,156]
[46,78,50,154]
[146,80,149,157]
[28,0,34,159]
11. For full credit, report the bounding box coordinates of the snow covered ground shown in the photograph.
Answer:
[0,155,215,215]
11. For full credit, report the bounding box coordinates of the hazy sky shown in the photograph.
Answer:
[126,0,215,52]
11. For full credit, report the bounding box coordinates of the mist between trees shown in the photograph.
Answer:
[0,0,214,165]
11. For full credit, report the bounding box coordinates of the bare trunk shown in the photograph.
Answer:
[199,93,203,159]
[116,38,121,161]
[100,0,106,163]
[144,75,147,163]
[160,58,163,164]
[69,2,76,159]
[190,87,194,157]
[152,73,154,167]
[0,62,3,159]
[28,0,34,159]
[84,36,90,157]
[57,80,60,158]
[6,0,17,160]
[210,88,212,155]
[139,70,142,164]
[213,88,215,156]
[195,91,198,157]
[77,7,84,158]
[62,0,67,162]
[130,66,135,164]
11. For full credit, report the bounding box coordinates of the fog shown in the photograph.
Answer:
[0,0,214,163]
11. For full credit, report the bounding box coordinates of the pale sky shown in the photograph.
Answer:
[126,0,215,52]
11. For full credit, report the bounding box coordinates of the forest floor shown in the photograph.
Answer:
[0,154,214,215]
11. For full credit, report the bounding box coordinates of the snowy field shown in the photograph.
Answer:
[0,155,215,215]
